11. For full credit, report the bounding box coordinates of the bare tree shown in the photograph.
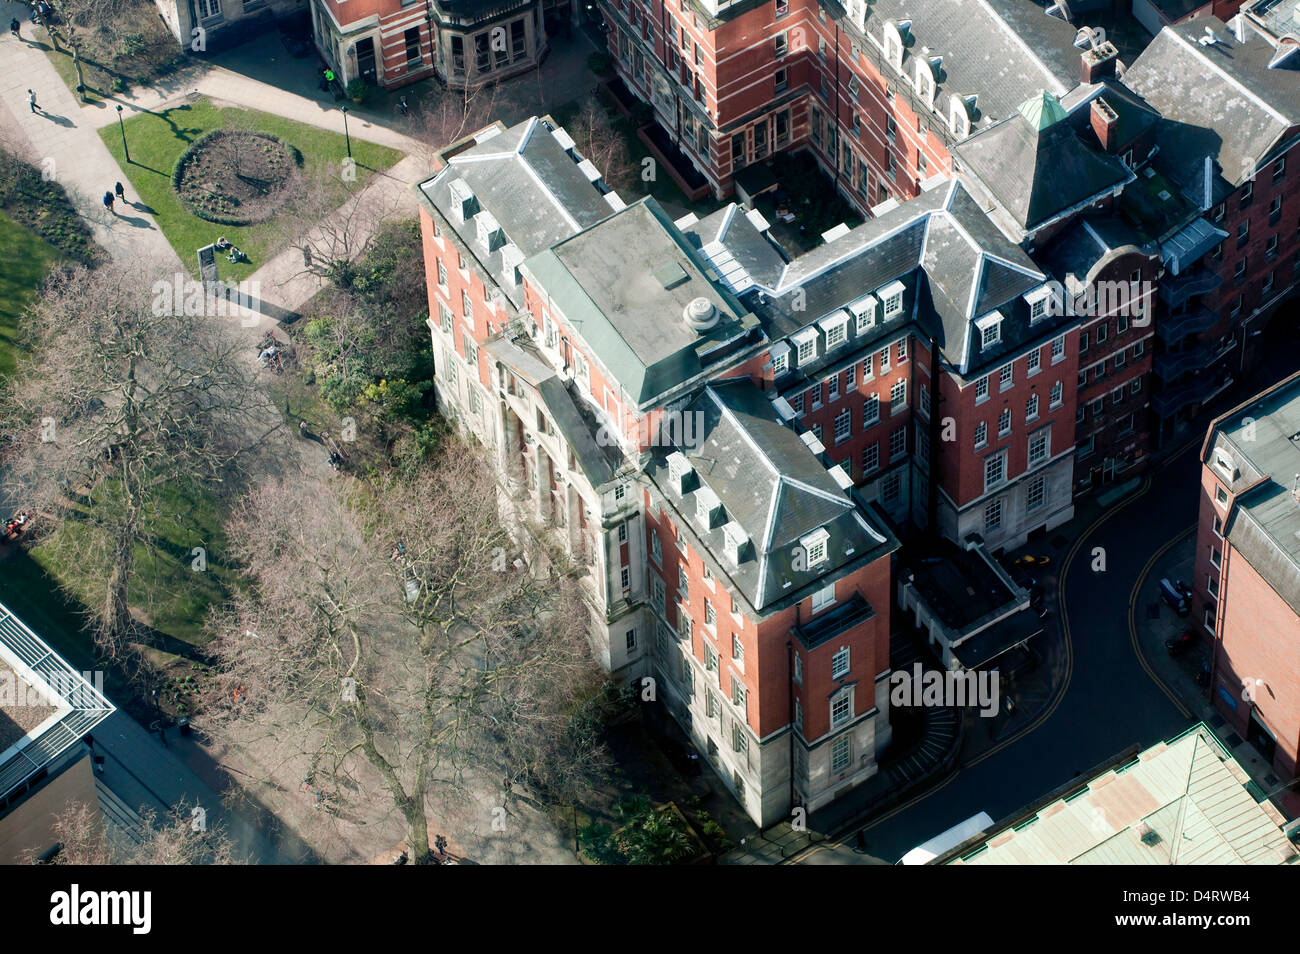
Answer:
[0,260,276,657]
[273,165,407,290]
[30,799,242,864]
[564,95,638,195]
[44,0,115,100]
[406,81,501,176]
[201,451,609,864]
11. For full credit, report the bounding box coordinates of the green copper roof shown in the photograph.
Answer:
[1017,90,1067,132]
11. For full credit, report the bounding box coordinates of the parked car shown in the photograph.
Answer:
[1159,578,1190,616]
[1165,629,1196,656]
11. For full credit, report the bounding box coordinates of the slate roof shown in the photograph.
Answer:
[847,0,1083,126]
[523,198,758,407]
[1209,371,1300,616]
[1061,79,1163,154]
[698,179,1053,377]
[419,117,615,307]
[1122,17,1300,190]
[954,91,1133,234]
[645,380,894,613]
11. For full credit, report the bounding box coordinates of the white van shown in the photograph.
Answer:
[898,812,995,865]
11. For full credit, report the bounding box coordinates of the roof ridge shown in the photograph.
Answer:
[973,0,1069,96]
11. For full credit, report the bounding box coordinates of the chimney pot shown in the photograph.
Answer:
[1081,40,1119,84]
[1091,97,1120,153]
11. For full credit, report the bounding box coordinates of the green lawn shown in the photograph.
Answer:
[99,97,403,281]
[25,478,238,649]
[0,212,62,376]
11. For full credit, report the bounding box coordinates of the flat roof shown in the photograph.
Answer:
[906,542,1016,632]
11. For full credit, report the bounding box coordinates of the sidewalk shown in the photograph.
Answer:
[1133,530,1300,816]
[0,7,179,267]
[92,711,310,863]
[243,154,426,317]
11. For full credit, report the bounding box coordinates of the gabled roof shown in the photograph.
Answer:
[646,381,892,612]
[955,91,1133,234]
[1122,17,1300,189]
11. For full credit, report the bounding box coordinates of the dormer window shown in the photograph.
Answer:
[447,179,477,223]
[915,57,937,108]
[948,94,971,139]
[879,280,906,319]
[791,326,819,365]
[883,21,905,70]
[475,211,505,252]
[849,294,878,334]
[976,311,1003,350]
[695,486,725,529]
[770,341,791,374]
[667,451,694,494]
[800,528,830,568]
[1025,287,1053,324]
[1213,449,1237,481]
[819,311,850,350]
[722,521,751,565]
[500,244,524,287]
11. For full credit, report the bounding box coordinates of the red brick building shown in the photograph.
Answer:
[600,0,1085,206]
[1194,371,1300,789]
[1123,11,1300,444]
[310,0,562,91]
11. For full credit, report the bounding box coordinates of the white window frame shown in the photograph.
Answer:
[831,646,850,680]
[801,528,830,568]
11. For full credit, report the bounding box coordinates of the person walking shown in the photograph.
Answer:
[27,89,39,114]
[10,18,20,39]
[102,191,115,214]
[114,181,125,204]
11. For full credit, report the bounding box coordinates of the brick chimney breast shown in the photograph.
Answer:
[1091,97,1119,153]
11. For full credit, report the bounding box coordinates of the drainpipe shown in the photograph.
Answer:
[832,20,841,194]
[927,334,941,537]
[787,638,796,814]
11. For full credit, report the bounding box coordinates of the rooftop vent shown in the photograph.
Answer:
[653,261,689,290]
[683,297,719,331]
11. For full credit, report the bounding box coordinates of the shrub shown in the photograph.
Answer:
[587,52,614,76]
[345,78,370,103]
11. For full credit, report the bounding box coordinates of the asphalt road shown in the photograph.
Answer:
[823,306,1300,864]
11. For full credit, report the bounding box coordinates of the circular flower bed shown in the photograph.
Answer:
[173,130,303,225]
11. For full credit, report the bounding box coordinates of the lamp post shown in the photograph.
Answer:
[115,104,130,164]
[341,105,352,159]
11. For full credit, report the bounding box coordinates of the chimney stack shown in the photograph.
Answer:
[1091,98,1120,153]
[1081,40,1119,84]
